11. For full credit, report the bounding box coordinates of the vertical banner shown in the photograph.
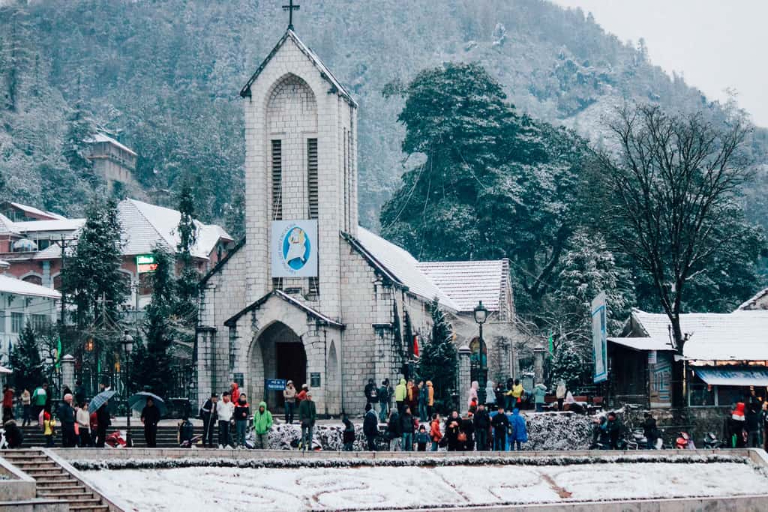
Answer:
[591,292,608,383]
[271,220,318,278]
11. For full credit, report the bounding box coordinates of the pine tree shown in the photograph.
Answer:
[174,181,199,323]
[62,197,128,328]
[550,342,583,391]
[418,298,458,414]
[9,324,45,392]
[131,247,175,397]
[62,102,97,184]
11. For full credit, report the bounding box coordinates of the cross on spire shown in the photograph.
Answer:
[283,0,300,30]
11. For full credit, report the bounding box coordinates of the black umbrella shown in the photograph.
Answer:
[89,389,116,412]
[128,392,166,415]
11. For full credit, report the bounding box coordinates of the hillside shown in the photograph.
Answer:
[0,0,766,233]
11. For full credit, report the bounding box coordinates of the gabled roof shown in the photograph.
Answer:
[417,260,507,313]
[85,132,137,157]
[7,202,66,221]
[224,290,344,329]
[0,274,60,299]
[630,309,768,361]
[350,228,458,310]
[119,199,233,260]
[14,219,85,233]
[239,29,357,107]
[737,288,768,311]
[0,213,20,235]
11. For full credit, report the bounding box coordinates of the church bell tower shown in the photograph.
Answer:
[239,25,358,319]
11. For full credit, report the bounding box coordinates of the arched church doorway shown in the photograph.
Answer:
[249,321,307,412]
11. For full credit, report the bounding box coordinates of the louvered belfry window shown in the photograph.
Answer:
[307,138,318,220]
[271,139,282,220]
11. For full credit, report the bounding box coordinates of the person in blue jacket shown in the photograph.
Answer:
[508,408,528,451]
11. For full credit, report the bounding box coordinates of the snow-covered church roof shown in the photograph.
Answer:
[417,260,509,313]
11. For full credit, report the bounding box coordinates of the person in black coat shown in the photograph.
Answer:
[341,412,356,451]
[141,398,162,448]
[95,402,111,447]
[444,411,462,451]
[473,404,491,450]
[401,406,416,451]
[461,415,475,451]
[387,409,403,450]
[642,412,658,449]
[200,393,218,448]
[363,403,379,451]
[491,407,510,451]
[56,394,76,447]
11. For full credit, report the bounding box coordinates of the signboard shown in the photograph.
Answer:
[310,372,321,388]
[271,220,318,278]
[265,379,287,391]
[136,254,157,274]
[591,292,608,383]
[649,355,672,407]
[647,350,657,365]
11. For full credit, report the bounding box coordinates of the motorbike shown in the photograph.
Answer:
[703,432,725,449]
[674,431,696,450]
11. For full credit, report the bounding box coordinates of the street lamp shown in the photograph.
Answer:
[121,330,134,447]
[473,301,489,405]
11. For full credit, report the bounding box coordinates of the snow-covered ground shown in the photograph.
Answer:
[83,462,768,511]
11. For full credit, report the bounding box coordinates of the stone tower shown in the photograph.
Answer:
[239,30,358,320]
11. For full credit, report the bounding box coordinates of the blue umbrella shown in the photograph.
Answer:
[128,392,166,416]
[89,389,116,412]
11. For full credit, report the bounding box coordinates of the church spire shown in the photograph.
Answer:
[282,0,300,31]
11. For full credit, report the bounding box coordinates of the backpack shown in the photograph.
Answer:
[457,432,467,443]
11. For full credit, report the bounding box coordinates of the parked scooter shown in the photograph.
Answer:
[628,428,663,449]
[703,432,725,449]
[674,431,696,450]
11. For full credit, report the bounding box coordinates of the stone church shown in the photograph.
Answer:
[196,27,522,415]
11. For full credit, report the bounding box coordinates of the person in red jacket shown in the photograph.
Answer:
[430,413,442,451]
[230,382,240,405]
[296,384,309,402]
[2,385,15,421]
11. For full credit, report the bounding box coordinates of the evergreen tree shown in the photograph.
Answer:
[418,298,458,414]
[62,102,97,184]
[9,324,45,392]
[174,181,199,323]
[550,342,583,391]
[62,197,128,328]
[131,247,175,397]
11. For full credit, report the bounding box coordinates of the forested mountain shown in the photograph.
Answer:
[0,0,766,235]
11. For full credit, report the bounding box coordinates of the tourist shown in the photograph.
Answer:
[296,383,309,402]
[401,405,415,451]
[252,401,273,449]
[387,409,402,451]
[642,412,658,449]
[746,403,761,448]
[445,411,462,451]
[95,402,111,448]
[31,383,48,423]
[76,402,91,447]
[506,379,524,411]
[494,382,505,410]
[474,403,491,451]
[509,408,528,451]
[74,380,86,407]
[418,381,429,423]
[233,393,251,449]
[762,402,768,451]
[426,380,434,419]
[407,380,418,415]
[341,412,355,451]
[2,384,14,421]
[395,378,407,414]
[21,388,31,427]
[298,391,317,450]
[283,381,296,424]
[178,415,195,447]
[141,397,161,448]
[57,393,76,447]
[363,403,379,451]
[217,392,234,448]
[416,424,429,451]
[364,378,378,415]
[467,381,479,411]
[564,392,584,414]
[605,412,623,449]
[485,380,496,409]
[3,419,23,449]
[491,406,509,451]
[468,397,478,414]
[378,379,391,423]
[556,381,567,411]
[43,411,55,447]
[461,413,475,451]
[533,383,547,412]
[429,413,442,451]
[200,393,218,448]
[730,402,747,448]
[230,382,240,404]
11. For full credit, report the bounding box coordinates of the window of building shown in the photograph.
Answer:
[53,274,62,290]
[22,274,43,286]
[272,277,283,291]
[308,277,320,300]
[307,138,318,220]
[30,314,49,332]
[271,140,282,220]
[0,310,5,332]
[11,312,24,333]
[139,272,153,296]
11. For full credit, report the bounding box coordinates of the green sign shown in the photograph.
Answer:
[137,254,157,273]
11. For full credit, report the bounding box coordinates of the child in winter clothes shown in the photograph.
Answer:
[416,424,429,451]
[233,394,251,448]
[43,412,56,447]
[252,401,273,449]
[342,413,356,451]
[429,414,442,451]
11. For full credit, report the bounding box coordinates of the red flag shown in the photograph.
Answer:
[413,335,419,357]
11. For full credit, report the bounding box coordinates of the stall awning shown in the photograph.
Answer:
[695,367,768,387]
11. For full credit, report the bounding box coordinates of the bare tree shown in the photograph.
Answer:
[593,105,752,356]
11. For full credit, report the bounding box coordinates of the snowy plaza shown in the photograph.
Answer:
[79,456,768,511]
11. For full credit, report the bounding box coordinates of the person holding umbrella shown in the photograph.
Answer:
[141,397,161,448]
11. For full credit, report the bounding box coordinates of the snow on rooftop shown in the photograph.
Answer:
[631,309,768,361]
[417,260,506,313]
[355,227,457,310]
[737,288,768,311]
[8,202,66,220]
[14,219,86,232]
[0,213,20,235]
[85,133,137,157]
[0,274,60,299]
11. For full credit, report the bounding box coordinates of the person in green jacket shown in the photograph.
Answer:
[252,401,273,449]
[395,378,407,414]
[533,383,547,412]
[298,392,317,451]
[31,383,48,422]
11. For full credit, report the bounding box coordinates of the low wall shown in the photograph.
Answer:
[0,456,36,502]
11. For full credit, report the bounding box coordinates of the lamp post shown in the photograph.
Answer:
[473,301,489,405]
[121,330,134,447]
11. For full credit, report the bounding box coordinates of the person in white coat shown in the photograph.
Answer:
[217,392,235,448]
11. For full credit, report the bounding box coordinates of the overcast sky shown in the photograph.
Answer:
[552,0,768,127]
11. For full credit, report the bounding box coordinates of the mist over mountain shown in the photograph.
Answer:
[0,0,765,233]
